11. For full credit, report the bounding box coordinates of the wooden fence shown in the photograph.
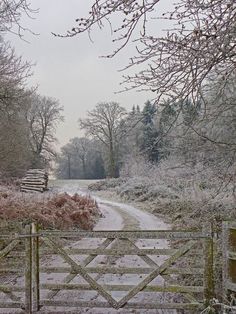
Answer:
[0,224,216,313]
[222,221,236,301]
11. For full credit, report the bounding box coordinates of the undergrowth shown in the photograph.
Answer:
[88,158,236,303]
[0,189,101,230]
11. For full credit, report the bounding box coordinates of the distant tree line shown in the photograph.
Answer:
[56,78,236,181]
[57,0,236,185]
[55,100,180,179]
[56,138,105,179]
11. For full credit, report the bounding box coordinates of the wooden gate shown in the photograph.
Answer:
[0,225,214,313]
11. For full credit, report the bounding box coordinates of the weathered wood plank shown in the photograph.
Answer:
[41,283,204,293]
[40,266,204,275]
[0,268,24,274]
[125,238,158,268]
[0,239,20,260]
[24,224,32,314]
[0,286,22,302]
[0,230,210,241]
[226,281,236,292]
[0,302,23,308]
[5,252,25,257]
[40,300,203,310]
[184,293,198,303]
[0,285,25,292]
[39,248,177,256]
[32,223,40,311]
[228,251,236,260]
[203,224,214,306]
[21,187,44,192]
[39,230,211,239]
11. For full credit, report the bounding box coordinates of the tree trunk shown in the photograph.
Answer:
[108,141,116,178]
[67,155,71,179]
[82,157,86,179]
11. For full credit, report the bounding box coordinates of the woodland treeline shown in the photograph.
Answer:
[56,0,236,183]
[56,77,236,183]
[0,1,63,178]
[56,0,236,187]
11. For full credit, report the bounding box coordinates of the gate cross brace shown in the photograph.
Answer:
[0,239,22,303]
[42,237,195,309]
[45,237,114,301]
[124,238,198,303]
[42,237,118,308]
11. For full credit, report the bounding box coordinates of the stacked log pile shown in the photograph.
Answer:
[21,169,48,193]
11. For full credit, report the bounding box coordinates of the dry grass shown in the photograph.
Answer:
[0,189,101,230]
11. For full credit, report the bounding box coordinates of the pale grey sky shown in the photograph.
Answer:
[7,0,173,147]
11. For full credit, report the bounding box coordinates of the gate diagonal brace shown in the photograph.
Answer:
[116,240,196,309]
[0,240,23,303]
[45,237,114,300]
[0,286,21,303]
[42,237,119,309]
[41,237,196,310]
[126,239,199,303]
[0,239,20,261]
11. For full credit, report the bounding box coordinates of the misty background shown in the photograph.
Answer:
[6,0,172,147]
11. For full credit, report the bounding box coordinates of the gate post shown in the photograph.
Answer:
[203,223,214,306]
[222,221,236,302]
[222,221,229,301]
[25,224,32,314]
[32,223,40,312]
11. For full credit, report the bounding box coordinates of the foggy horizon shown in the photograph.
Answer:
[6,0,174,148]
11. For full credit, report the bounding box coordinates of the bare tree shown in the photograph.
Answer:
[79,102,126,178]
[0,37,32,105]
[0,1,39,177]
[0,0,37,37]
[0,37,33,177]
[56,137,105,179]
[69,137,91,177]
[27,94,64,167]
[0,104,31,177]
[61,0,236,104]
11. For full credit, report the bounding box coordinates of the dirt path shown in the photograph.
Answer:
[53,179,170,231]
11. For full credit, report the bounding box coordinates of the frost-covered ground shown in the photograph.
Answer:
[0,180,176,314]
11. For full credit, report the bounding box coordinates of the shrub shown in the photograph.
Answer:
[0,191,101,230]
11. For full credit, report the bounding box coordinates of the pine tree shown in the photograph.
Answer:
[140,101,160,162]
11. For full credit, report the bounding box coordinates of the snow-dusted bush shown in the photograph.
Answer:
[90,155,236,231]
[88,177,127,191]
